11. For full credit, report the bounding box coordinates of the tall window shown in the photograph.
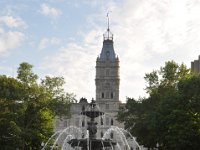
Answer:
[110,132,114,139]
[102,92,104,98]
[101,132,104,138]
[101,117,103,125]
[111,92,113,99]
[82,121,85,127]
[111,118,114,125]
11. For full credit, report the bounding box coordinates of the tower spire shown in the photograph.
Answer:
[107,12,110,32]
[104,11,113,41]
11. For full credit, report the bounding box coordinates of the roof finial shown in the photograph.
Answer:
[106,11,112,39]
[103,11,113,41]
[107,11,111,32]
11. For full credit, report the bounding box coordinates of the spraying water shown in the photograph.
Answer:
[42,100,142,150]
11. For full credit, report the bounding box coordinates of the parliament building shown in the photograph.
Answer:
[55,25,125,140]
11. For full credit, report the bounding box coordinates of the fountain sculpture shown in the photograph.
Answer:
[42,99,141,150]
[68,99,116,150]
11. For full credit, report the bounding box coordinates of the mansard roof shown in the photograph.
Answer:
[98,28,117,61]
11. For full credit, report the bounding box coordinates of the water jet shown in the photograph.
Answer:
[42,99,141,150]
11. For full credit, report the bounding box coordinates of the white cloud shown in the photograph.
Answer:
[39,37,61,50]
[42,42,97,100]
[0,28,4,33]
[104,0,200,100]
[0,16,27,28]
[0,30,25,53]
[42,0,200,102]
[39,3,62,18]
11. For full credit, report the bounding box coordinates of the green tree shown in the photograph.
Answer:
[17,62,38,85]
[0,62,73,150]
[41,76,72,117]
[117,61,200,150]
[118,97,158,148]
[0,76,24,149]
[155,75,200,150]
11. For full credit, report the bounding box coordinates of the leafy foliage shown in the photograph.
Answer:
[0,62,73,150]
[118,61,200,150]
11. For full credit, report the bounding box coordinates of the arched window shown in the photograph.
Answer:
[102,92,104,98]
[101,132,104,138]
[101,117,103,125]
[111,118,114,125]
[110,132,114,139]
[111,92,113,99]
[82,121,85,127]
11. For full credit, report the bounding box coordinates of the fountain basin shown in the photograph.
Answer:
[68,138,116,150]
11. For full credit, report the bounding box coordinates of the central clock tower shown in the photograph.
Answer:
[95,27,120,102]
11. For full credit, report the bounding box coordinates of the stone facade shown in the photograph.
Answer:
[191,55,200,73]
[54,28,124,140]
[96,52,120,102]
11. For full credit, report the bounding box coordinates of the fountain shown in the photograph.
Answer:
[42,99,141,150]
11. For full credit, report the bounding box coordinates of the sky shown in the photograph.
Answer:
[1,0,200,103]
